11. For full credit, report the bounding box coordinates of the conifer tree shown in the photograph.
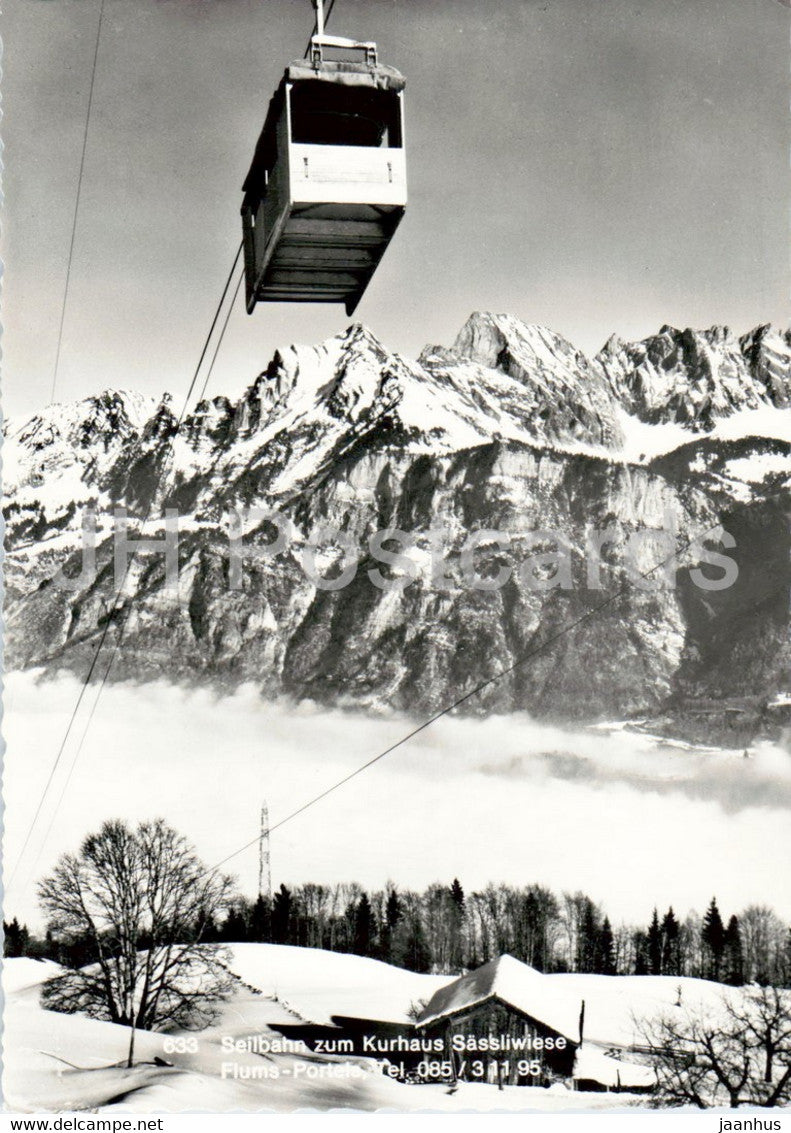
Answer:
[701,898,726,981]
[221,904,249,943]
[723,915,745,986]
[450,878,465,911]
[386,888,402,930]
[598,916,617,975]
[379,887,402,962]
[448,879,466,972]
[648,908,663,974]
[272,884,293,944]
[250,895,272,942]
[577,897,600,973]
[353,893,375,957]
[661,907,681,976]
[3,918,29,958]
[633,929,649,975]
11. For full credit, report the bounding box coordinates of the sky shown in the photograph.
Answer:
[2,0,790,419]
[4,672,791,932]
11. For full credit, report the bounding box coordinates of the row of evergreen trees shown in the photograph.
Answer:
[9,883,788,985]
[634,901,747,984]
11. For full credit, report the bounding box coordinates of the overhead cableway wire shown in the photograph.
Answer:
[206,500,791,876]
[50,0,107,404]
[8,241,244,891]
[196,259,245,406]
[25,257,246,883]
[15,0,342,889]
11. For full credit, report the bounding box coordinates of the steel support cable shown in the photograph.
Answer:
[205,500,791,875]
[7,242,244,890]
[25,258,247,884]
[14,0,337,886]
[196,260,246,406]
[50,0,107,405]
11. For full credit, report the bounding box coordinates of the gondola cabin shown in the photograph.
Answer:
[242,36,406,316]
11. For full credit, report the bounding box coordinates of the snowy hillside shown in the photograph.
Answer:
[3,948,660,1113]
[225,943,447,1025]
[4,315,791,734]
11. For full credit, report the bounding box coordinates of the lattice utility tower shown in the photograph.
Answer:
[258,801,272,903]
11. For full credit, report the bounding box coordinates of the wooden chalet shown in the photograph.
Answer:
[267,953,656,1093]
[415,955,581,1086]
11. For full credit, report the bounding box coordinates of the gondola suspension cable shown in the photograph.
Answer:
[18,0,763,905]
[196,261,246,406]
[21,0,774,928]
[50,0,107,405]
[13,0,347,890]
[7,241,244,892]
[23,250,247,892]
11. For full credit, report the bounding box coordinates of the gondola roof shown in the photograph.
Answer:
[243,58,406,194]
[284,58,405,91]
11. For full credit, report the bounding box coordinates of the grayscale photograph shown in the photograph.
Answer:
[2,0,791,1116]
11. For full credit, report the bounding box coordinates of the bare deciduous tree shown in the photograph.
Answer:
[641,986,791,1108]
[740,906,788,985]
[38,818,236,1064]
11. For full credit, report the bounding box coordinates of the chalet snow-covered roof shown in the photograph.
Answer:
[416,955,582,1043]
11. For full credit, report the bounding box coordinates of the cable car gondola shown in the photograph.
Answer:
[241,3,406,316]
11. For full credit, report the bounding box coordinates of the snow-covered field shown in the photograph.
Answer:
[3,948,665,1114]
[548,971,730,1049]
[225,943,447,1026]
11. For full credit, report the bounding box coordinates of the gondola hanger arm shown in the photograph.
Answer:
[309,0,378,65]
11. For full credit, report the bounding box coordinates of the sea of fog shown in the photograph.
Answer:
[3,671,790,930]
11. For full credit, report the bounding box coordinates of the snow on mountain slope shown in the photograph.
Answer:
[5,316,790,551]
[596,323,791,433]
[420,313,624,450]
[552,972,732,1050]
[4,315,791,733]
[3,948,750,1113]
[1,957,63,994]
[2,956,425,1113]
[3,390,161,556]
[2,959,175,1111]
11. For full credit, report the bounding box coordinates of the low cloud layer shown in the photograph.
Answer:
[4,672,789,930]
[476,731,791,814]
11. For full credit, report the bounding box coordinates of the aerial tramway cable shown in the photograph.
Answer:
[12,0,345,886]
[303,0,338,57]
[8,242,244,891]
[204,511,789,877]
[18,0,763,906]
[196,260,246,405]
[50,0,106,405]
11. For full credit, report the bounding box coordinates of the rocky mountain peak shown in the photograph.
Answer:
[4,314,791,732]
[596,321,791,430]
[420,311,625,450]
[6,389,157,452]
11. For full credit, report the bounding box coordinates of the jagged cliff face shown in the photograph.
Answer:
[596,323,791,429]
[4,313,791,733]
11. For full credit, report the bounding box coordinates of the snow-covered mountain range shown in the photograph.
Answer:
[4,313,791,737]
